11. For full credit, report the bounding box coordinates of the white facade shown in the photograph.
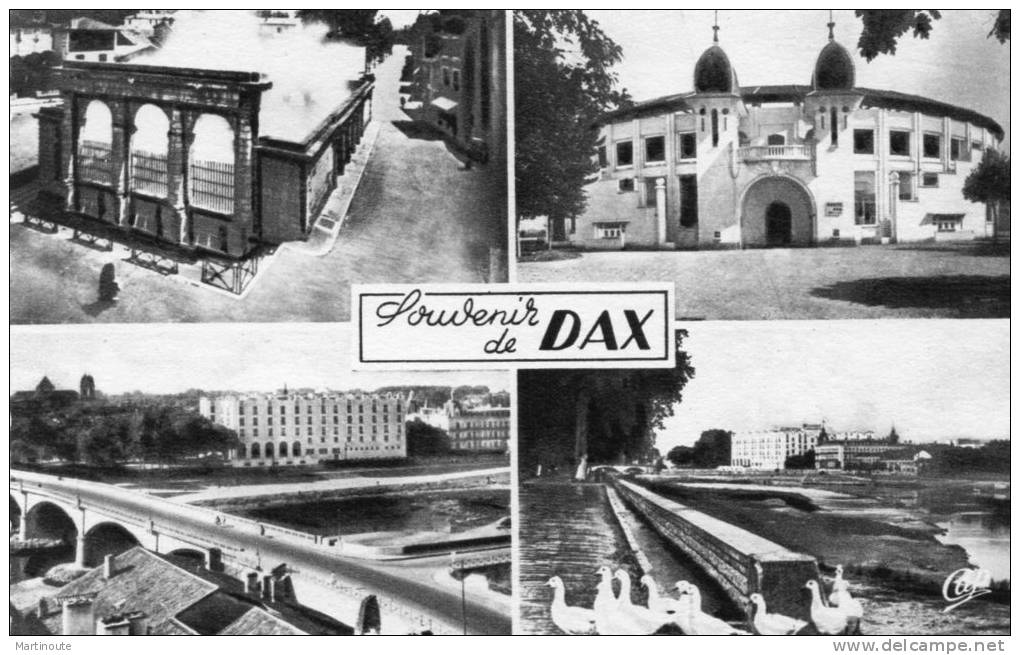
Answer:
[200,390,408,467]
[448,406,511,452]
[731,426,821,469]
[10,24,54,57]
[122,10,177,35]
[568,26,1004,250]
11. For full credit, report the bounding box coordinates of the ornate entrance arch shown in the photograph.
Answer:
[740,175,815,247]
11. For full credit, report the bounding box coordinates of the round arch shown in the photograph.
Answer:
[251,442,261,459]
[739,174,816,247]
[80,99,112,145]
[83,522,140,567]
[279,441,288,458]
[130,103,170,197]
[24,501,78,543]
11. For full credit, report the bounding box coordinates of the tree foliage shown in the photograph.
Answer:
[518,331,694,475]
[514,11,630,235]
[963,148,1010,224]
[784,449,816,470]
[10,400,238,467]
[665,429,732,468]
[855,10,1008,61]
[298,10,394,62]
[405,419,451,456]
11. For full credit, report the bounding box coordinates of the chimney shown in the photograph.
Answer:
[103,554,114,579]
[126,611,149,636]
[37,597,47,618]
[95,614,131,636]
[61,596,95,636]
[244,571,260,596]
[267,576,277,603]
[261,574,273,601]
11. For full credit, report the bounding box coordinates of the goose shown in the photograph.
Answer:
[830,579,863,635]
[641,574,688,616]
[805,580,849,635]
[593,566,620,634]
[676,581,750,635]
[748,592,808,635]
[612,570,674,634]
[828,565,845,605]
[547,576,597,635]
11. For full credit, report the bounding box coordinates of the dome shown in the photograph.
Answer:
[694,44,738,94]
[813,39,855,90]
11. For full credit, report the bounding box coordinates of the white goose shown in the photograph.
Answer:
[612,570,673,634]
[830,578,863,635]
[805,579,849,635]
[547,576,597,635]
[828,565,845,605]
[748,592,808,635]
[641,574,688,616]
[593,566,620,634]
[675,581,750,635]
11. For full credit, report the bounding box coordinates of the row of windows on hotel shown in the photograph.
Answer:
[234,413,393,426]
[238,442,402,460]
[238,423,400,439]
[228,400,402,414]
[600,128,981,171]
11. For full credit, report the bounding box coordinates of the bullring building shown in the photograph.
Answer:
[569,21,1004,250]
[199,390,408,467]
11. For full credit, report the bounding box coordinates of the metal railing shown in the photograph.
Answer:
[738,144,811,161]
[189,159,235,215]
[77,140,113,186]
[131,150,168,197]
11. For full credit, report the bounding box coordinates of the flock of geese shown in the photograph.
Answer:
[547,564,863,636]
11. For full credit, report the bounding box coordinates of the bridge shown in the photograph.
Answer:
[10,470,511,635]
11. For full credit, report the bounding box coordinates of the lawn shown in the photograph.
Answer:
[518,242,1010,319]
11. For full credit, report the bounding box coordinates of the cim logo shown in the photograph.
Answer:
[942,567,993,612]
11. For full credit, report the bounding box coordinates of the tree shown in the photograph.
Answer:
[298,10,395,62]
[784,449,816,470]
[691,429,732,468]
[405,419,451,456]
[666,445,695,467]
[963,148,1010,233]
[518,330,695,475]
[855,10,1008,61]
[514,11,631,240]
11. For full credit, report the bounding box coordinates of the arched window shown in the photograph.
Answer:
[130,104,169,197]
[711,109,719,147]
[251,442,261,459]
[265,442,274,458]
[189,114,235,215]
[279,441,288,457]
[830,107,838,146]
[767,133,786,146]
[293,441,302,456]
[78,100,113,185]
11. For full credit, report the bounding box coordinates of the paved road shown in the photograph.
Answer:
[12,471,510,635]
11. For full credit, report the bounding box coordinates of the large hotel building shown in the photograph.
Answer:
[199,390,409,467]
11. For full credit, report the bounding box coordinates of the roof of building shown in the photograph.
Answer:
[66,17,121,31]
[597,84,1004,140]
[693,44,738,94]
[813,39,855,90]
[38,547,353,636]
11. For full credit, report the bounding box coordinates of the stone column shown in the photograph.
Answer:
[75,534,87,567]
[655,178,667,245]
[233,111,256,254]
[109,100,132,226]
[167,108,189,244]
[62,93,81,212]
[888,171,900,243]
[18,503,28,538]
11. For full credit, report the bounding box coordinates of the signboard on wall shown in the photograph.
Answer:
[825,202,843,217]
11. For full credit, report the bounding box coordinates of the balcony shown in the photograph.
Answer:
[738,144,812,162]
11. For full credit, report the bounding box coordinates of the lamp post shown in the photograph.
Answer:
[450,551,466,635]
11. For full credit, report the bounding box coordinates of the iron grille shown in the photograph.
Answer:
[77,140,112,185]
[189,158,235,215]
[131,150,168,197]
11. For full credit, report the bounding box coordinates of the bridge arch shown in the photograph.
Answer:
[83,521,141,567]
[10,494,23,533]
[24,501,79,543]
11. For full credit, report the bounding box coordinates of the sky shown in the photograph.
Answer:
[657,320,1009,449]
[586,10,1010,146]
[10,325,509,395]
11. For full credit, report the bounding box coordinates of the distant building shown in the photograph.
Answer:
[405,10,506,163]
[79,373,96,400]
[19,547,353,635]
[447,405,510,453]
[121,10,177,36]
[257,10,300,36]
[200,390,409,467]
[10,375,82,415]
[10,11,55,57]
[730,424,822,469]
[52,17,153,63]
